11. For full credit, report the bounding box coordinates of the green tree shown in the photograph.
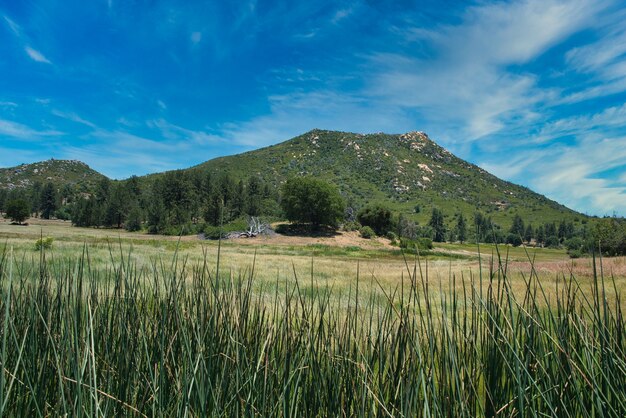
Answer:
[428,208,446,242]
[5,199,30,224]
[510,214,525,237]
[281,177,345,229]
[125,204,143,232]
[455,213,467,244]
[524,224,534,243]
[357,204,393,235]
[40,182,58,219]
[246,176,262,216]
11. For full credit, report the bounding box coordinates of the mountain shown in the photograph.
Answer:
[185,129,582,226]
[0,130,583,227]
[0,159,106,191]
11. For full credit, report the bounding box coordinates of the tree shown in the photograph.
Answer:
[536,225,546,246]
[524,224,534,243]
[455,213,467,244]
[510,214,525,237]
[428,208,446,242]
[40,182,58,219]
[506,233,523,247]
[357,204,393,235]
[5,199,30,224]
[125,204,143,232]
[281,177,345,228]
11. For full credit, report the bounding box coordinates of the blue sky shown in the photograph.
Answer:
[1,0,626,216]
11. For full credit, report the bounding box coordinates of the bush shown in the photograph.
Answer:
[386,231,398,245]
[564,237,584,251]
[281,177,345,229]
[545,236,560,248]
[203,219,248,240]
[54,207,72,221]
[357,205,393,235]
[568,249,583,259]
[34,237,53,251]
[506,233,523,247]
[359,226,376,239]
[343,221,362,232]
[400,237,433,252]
[6,199,30,224]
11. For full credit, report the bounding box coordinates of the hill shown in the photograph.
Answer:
[0,159,107,192]
[183,129,582,226]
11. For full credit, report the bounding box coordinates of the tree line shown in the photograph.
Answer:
[2,174,625,257]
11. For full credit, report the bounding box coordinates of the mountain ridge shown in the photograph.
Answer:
[0,129,583,227]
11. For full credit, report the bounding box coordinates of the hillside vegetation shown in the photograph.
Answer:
[186,129,580,226]
[0,159,106,191]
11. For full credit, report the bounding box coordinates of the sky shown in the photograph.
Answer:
[1,0,626,216]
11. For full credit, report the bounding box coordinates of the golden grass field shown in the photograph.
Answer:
[1,216,624,309]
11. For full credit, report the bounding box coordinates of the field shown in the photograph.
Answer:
[0,218,625,416]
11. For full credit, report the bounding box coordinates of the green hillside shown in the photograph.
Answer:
[181,129,582,227]
[0,159,106,192]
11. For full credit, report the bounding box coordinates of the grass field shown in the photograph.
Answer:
[1,217,623,308]
[0,218,625,416]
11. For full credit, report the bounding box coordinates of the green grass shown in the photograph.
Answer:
[0,241,624,416]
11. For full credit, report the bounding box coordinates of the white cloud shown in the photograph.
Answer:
[2,15,21,36]
[50,110,95,128]
[364,0,605,141]
[148,118,222,145]
[0,119,63,139]
[24,46,51,64]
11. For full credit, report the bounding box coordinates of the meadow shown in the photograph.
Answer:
[0,218,625,416]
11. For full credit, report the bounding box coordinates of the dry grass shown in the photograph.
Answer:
[1,217,624,309]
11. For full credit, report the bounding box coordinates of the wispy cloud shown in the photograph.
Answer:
[51,109,96,128]
[24,46,51,64]
[0,119,63,139]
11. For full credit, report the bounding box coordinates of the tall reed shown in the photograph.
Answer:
[0,242,624,417]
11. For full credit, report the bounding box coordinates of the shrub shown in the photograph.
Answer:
[545,236,560,248]
[568,249,583,259]
[343,221,362,232]
[34,237,54,251]
[203,219,248,240]
[5,199,30,224]
[400,237,433,251]
[386,231,398,245]
[506,233,523,247]
[359,226,375,239]
[281,177,345,228]
[357,204,393,235]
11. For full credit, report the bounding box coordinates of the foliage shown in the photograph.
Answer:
[281,176,345,228]
[0,241,625,415]
[40,182,58,219]
[342,221,362,232]
[455,212,467,243]
[357,204,393,235]
[203,219,249,240]
[590,217,626,256]
[545,236,560,248]
[399,237,433,251]
[506,233,523,247]
[34,236,54,251]
[5,199,30,224]
[359,226,375,239]
[428,208,446,242]
[125,205,143,232]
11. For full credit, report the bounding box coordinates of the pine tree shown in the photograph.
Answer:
[40,182,58,219]
[524,224,534,243]
[428,208,446,242]
[456,213,467,244]
[510,214,525,237]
